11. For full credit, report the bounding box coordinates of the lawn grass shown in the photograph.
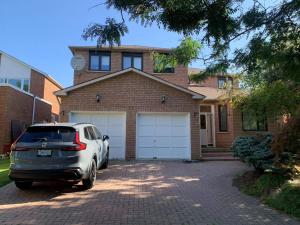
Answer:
[0,158,11,187]
[241,173,288,198]
[236,171,300,219]
[266,183,300,218]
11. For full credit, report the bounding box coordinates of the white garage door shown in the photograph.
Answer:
[70,112,126,159]
[137,113,190,159]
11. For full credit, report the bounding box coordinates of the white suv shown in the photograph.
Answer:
[9,123,109,190]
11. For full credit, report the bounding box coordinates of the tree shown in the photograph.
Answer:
[82,0,300,117]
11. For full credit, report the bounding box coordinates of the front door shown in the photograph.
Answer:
[200,113,213,147]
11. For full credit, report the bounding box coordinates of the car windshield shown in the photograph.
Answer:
[18,126,76,143]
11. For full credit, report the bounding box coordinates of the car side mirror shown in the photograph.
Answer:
[103,135,109,141]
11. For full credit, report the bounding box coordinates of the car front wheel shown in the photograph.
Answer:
[101,150,109,169]
[82,159,96,189]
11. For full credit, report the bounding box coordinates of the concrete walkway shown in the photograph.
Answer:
[0,161,299,225]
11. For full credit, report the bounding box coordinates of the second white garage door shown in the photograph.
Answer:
[70,112,126,159]
[137,113,191,159]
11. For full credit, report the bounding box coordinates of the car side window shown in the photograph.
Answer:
[84,127,91,140]
[93,127,102,140]
[87,126,96,140]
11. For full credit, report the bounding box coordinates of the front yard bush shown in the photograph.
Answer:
[232,134,274,171]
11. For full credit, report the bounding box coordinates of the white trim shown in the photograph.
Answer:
[0,50,63,89]
[55,68,205,99]
[199,103,216,148]
[136,112,191,160]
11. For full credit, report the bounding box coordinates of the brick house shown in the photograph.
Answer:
[55,45,278,160]
[0,50,62,154]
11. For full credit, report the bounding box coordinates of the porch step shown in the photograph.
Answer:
[202,147,232,153]
[201,151,239,161]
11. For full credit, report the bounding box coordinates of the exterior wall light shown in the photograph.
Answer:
[161,95,167,104]
[96,94,100,103]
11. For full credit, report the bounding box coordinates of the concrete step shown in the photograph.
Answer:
[202,147,232,153]
[201,156,240,161]
[201,151,239,161]
[202,152,234,157]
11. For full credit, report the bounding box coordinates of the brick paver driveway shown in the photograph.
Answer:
[0,161,299,225]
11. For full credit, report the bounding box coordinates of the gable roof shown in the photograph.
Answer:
[188,85,226,101]
[0,50,63,89]
[54,68,205,99]
[69,45,172,54]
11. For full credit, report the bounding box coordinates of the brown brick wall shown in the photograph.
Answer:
[232,108,280,138]
[213,103,235,148]
[60,71,201,160]
[30,69,61,117]
[0,86,52,154]
[72,49,189,87]
[30,70,45,98]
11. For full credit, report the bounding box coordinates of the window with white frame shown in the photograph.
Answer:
[0,78,30,92]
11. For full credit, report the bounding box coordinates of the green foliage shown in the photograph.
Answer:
[82,18,128,46]
[242,173,288,197]
[232,135,274,171]
[0,158,10,187]
[152,37,201,72]
[85,0,300,120]
[233,81,300,118]
[266,183,300,219]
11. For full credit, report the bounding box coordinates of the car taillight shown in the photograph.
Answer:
[63,131,87,151]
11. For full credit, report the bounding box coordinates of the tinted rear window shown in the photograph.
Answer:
[18,126,76,143]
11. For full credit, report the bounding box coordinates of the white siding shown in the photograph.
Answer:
[0,53,31,80]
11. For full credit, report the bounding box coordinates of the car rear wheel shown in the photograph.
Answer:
[15,181,33,190]
[101,150,109,169]
[82,159,96,189]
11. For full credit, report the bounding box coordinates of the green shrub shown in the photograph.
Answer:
[242,173,288,197]
[266,184,300,219]
[232,134,274,171]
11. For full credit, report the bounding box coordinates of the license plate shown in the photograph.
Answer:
[37,150,52,157]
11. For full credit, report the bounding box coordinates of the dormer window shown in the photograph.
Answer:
[89,51,111,71]
[218,77,233,89]
[122,53,143,70]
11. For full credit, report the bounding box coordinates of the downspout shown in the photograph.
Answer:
[32,96,37,124]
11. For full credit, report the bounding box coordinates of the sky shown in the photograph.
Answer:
[0,0,191,87]
[0,0,275,87]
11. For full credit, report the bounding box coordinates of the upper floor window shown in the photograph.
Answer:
[218,77,233,89]
[0,78,30,92]
[242,109,268,131]
[122,53,143,70]
[153,53,175,73]
[89,51,111,71]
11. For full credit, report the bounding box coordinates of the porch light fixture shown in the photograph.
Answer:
[96,94,100,103]
[161,95,167,104]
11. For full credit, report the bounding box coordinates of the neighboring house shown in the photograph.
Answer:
[0,50,62,154]
[55,45,278,160]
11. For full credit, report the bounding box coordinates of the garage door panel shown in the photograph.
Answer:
[171,127,188,136]
[156,126,172,136]
[138,126,155,136]
[71,112,126,159]
[138,137,154,147]
[138,115,155,125]
[156,115,172,125]
[155,137,171,147]
[137,113,190,159]
[171,137,188,147]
